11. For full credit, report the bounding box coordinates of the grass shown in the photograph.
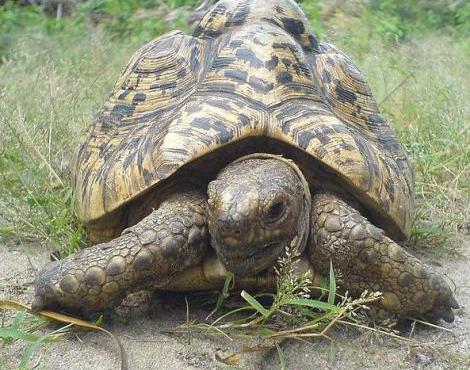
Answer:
[0,3,467,255]
[0,310,70,369]
[0,0,468,368]
[0,1,197,255]
[349,35,469,251]
[169,250,435,368]
[0,29,140,255]
[0,300,127,369]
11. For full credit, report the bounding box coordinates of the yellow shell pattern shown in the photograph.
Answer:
[74,0,414,241]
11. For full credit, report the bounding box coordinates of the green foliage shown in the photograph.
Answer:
[0,311,68,369]
[76,0,194,41]
[297,0,325,38]
[175,251,387,367]
[1,0,468,62]
[0,0,467,253]
[0,29,138,254]
[348,35,469,247]
[366,0,469,32]
[0,0,196,61]
[0,1,87,61]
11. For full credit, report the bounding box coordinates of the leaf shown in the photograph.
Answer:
[20,325,70,369]
[240,291,269,318]
[256,327,277,336]
[275,342,287,370]
[0,327,42,343]
[328,261,336,305]
[0,299,128,370]
[284,298,337,312]
[11,311,27,329]
[328,340,337,364]
[207,271,233,319]
[214,351,241,366]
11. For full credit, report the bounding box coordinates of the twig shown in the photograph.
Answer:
[406,317,454,333]
[30,353,42,369]
[379,72,415,106]
[1,110,64,188]
[320,309,345,336]
[337,319,417,343]
[185,296,191,345]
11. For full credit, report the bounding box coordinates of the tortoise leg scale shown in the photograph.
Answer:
[32,188,209,313]
[308,192,459,322]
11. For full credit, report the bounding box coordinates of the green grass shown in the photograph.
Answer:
[0,2,468,254]
[0,30,140,254]
[0,1,202,255]
[0,310,70,369]
[171,251,388,368]
[337,34,469,250]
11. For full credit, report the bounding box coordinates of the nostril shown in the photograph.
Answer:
[217,218,245,236]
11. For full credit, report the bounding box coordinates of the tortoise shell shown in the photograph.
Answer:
[74,0,414,241]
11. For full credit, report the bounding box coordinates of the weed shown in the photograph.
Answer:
[170,248,410,368]
[0,30,137,255]
[0,300,127,370]
[347,36,470,249]
[0,310,69,369]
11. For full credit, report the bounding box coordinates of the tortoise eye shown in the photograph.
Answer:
[265,200,287,223]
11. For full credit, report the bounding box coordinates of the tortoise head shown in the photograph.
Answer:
[207,154,311,275]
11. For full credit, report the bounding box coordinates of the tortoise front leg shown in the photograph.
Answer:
[308,192,459,322]
[32,188,209,313]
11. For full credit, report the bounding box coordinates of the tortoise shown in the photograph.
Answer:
[32,0,458,322]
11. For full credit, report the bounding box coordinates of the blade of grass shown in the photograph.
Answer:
[20,324,71,369]
[284,298,337,312]
[0,327,44,343]
[240,291,269,319]
[207,271,233,320]
[328,340,337,364]
[327,261,336,305]
[275,341,287,370]
[0,300,128,370]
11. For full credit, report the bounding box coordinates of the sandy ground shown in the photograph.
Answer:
[0,239,469,370]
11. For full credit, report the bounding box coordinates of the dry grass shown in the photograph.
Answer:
[1,29,468,255]
[355,36,469,250]
[0,30,140,254]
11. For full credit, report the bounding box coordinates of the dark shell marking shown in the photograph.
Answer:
[74,0,414,242]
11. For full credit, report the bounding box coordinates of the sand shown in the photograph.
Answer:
[1,238,468,370]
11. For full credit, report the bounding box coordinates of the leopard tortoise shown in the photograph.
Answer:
[32,0,458,322]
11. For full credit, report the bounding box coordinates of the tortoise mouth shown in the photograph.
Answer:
[215,241,285,276]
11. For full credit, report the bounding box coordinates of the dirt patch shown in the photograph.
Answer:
[1,240,469,370]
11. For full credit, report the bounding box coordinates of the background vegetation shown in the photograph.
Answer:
[0,0,468,256]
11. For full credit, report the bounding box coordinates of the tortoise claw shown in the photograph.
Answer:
[425,304,455,323]
[31,295,45,312]
[450,295,460,309]
[424,283,459,323]
[441,308,455,323]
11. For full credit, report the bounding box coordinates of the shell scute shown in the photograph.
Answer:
[75,0,414,240]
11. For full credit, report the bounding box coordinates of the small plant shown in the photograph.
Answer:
[173,247,393,367]
[0,310,70,369]
[0,300,127,370]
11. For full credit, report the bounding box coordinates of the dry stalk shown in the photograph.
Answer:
[1,110,64,188]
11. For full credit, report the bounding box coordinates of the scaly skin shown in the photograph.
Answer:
[32,188,209,312]
[32,157,458,323]
[207,155,311,275]
[308,192,459,322]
